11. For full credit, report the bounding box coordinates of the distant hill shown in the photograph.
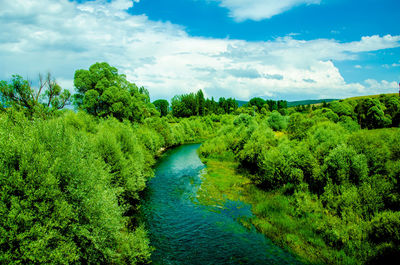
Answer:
[343,93,397,102]
[287,99,338,107]
[236,100,248,107]
[236,99,338,108]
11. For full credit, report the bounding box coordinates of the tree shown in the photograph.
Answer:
[153,99,169,117]
[322,144,369,185]
[171,93,197,117]
[266,99,278,111]
[328,101,353,117]
[0,73,70,115]
[196,89,205,116]
[73,62,156,122]
[267,110,287,131]
[248,97,265,112]
[355,98,391,129]
[384,96,400,126]
[277,100,288,110]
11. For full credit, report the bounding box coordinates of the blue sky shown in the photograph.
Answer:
[0,0,399,101]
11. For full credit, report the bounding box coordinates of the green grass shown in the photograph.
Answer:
[343,93,397,101]
[197,155,360,265]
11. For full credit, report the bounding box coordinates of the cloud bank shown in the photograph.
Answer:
[0,0,399,101]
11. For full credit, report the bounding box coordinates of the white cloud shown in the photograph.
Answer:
[344,35,400,53]
[363,79,398,94]
[212,0,321,22]
[0,0,399,101]
[214,0,321,21]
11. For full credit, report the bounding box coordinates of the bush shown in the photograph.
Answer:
[267,110,288,131]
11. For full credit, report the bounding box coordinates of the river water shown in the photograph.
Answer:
[142,144,302,265]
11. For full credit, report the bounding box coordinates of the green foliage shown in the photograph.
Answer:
[368,211,400,263]
[0,74,71,117]
[328,101,354,117]
[0,104,218,263]
[153,99,169,117]
[355,98,391,129]
[0,111,151,263]
[267,110,287,131]
[248,97,266,112]
[73,62,156,122]
[237,122,276,173]
[312,108,339,122]
[171,93,197,117]
[338,116,360,132]
[287,112,314,140]
[322,144,368,185]
[245,98,288,114]
[196,89,206,116]
[199,95,400,263]
[233,113,253,126]
[171,90,237,117]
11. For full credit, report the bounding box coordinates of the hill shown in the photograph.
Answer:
[236,99,338,108]
[343,93,397,102]
[287,99,338,107]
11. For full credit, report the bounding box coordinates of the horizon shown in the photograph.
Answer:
[1,0,399,101]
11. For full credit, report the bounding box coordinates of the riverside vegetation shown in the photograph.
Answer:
[1,62,399,264]
[198,94,400,264]
[0,63,218,264]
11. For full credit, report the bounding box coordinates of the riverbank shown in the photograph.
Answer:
[197,155,358,265]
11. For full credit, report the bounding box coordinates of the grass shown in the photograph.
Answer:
[197,154,359,264]
[343,93,397,101]
[196,157,251,207]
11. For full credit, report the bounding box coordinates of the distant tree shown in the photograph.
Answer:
[196,90,205,116]
[328,101,353,117]
[171,93,197,117]
[277,100,288,110]
[248,97,265,112]
[171,91,237,117]
[0,73,71,115]
[205,97,218,115]
[225,98,238,114]
[266,99,277,111]
[153,99,169,117]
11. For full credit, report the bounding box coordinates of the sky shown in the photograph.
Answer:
[0,0,399,101]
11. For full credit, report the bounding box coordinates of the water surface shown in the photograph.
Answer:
[143,144,302,264]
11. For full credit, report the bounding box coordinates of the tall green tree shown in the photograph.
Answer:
[153,99,169,117]
[73,62,156,122]
[196,89,205,116]
[248,97,265,112]
[171,93,197,117]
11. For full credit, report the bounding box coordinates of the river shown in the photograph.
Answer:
[142,144,302,264]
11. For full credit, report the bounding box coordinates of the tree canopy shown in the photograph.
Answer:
[73,62,156,122]
[0,73,70,116]
[153,99,169,117]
